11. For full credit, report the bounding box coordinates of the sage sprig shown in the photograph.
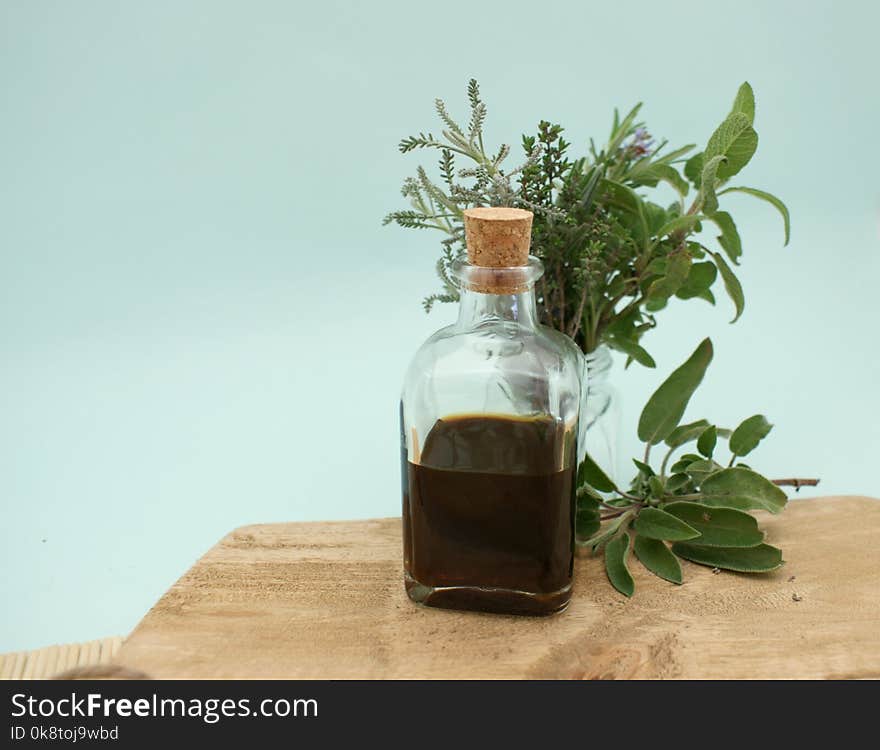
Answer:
[576,338,815,596]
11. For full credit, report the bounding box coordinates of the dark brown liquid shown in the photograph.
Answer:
[402,414,575,616]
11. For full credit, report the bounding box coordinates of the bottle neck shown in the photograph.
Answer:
[456,285,538,329]
[450,255,544,331]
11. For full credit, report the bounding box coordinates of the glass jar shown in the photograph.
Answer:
[579,345,620,486]
[399,207,585,616]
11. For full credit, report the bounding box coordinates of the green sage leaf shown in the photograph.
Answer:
[643,257,667,277]
[649,164,690,196]
[630,163,690,196]
[654,214,703,242]
[665,419,710,448]
[608,336,656,368]
[671,542,783,572]
[697,425,717,458]
[605,533,635,597]
[685,458,724,484]
[601,179,649,246]
[634,536,683,584]
[719,186,790,245]
[577,493,600,511]
[648,475,666,498]
[675,262,718,301]
[632,458,655,477]
[637,338,714,445]
[646,248,692,309]
[712,251,745,322]
[633,507,700,541]
[699,154,727,215]
[576,509,601,540]
[729,82,755,124]
[700,467,788,514]
[686,241,707,258]
[697,288,716,305]
[664,502,765,547]
[670,458,695,474]
[710,211,743,265]
[729,414,773,457]
[684,152,704,187]
[666,472,691,493]
[585,511,632,552]
[578,453,616,493]
[704,112,758,180]
[644,202,668,235]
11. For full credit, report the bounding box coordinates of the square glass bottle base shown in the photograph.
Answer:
[404,572,571,617]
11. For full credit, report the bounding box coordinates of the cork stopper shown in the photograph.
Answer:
[462,207,534,294]
[463,207,533,267]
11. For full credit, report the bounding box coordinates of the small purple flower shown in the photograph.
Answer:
[623,127,654,158]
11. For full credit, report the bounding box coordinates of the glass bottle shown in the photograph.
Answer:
[400,207,585,616]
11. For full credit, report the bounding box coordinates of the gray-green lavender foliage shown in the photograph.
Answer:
[385,79,790,363]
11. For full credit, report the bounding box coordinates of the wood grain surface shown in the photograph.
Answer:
[116,496,880,679]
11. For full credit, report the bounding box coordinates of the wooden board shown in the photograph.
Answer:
[116,496,880,679]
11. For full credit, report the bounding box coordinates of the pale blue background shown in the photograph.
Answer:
[2,1,878,651]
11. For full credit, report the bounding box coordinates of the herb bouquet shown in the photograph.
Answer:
[386,82,814,595]
[385,79,790,361]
